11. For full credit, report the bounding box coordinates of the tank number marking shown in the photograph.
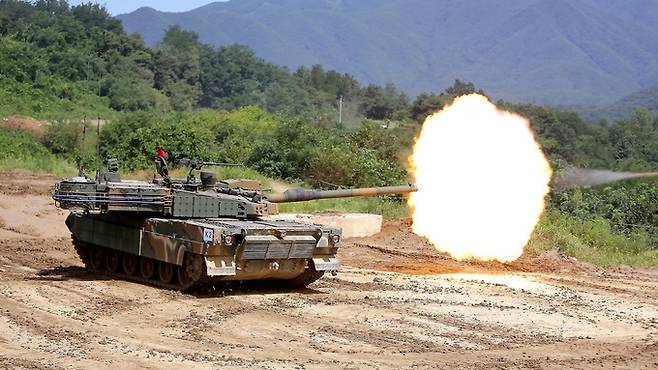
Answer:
[203,228,214,243]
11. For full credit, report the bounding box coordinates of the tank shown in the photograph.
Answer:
[53,158,417,291]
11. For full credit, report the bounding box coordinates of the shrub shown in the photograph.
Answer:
[0,128,74,175]
[552,181,658,238]
[529,210,658,267]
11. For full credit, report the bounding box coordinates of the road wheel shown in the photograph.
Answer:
[158,262,175,284]
[140,257,155,279]
[106,250,120,273]
[123,254,138,276]
[177,254,204,290]
[89,246,105,272]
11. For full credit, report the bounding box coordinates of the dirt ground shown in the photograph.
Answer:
[0,171,656,369]
[0,116,47,136]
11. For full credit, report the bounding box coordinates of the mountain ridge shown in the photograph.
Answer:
[117,0,658,106]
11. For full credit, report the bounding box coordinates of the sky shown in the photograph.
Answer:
[67,0,220,15]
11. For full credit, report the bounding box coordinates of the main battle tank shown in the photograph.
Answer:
[53,158,417,291]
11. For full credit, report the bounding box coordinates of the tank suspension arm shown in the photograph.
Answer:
[266,184,418,203]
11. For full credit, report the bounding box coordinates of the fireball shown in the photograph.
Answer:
[408,94,552,262]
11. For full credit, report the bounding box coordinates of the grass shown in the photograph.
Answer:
[0,156,76,177]
[528,210,658,268]
[0,128,77,176]
[0,79,118,121]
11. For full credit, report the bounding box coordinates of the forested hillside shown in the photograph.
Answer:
[3,0,658,176]
[118,0,658,106]
[587,84,658,121]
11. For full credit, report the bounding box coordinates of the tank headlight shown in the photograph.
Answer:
[332,235,340,244]
[223,235,234,245]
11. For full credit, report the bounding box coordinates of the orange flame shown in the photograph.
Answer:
[408,94,552,262]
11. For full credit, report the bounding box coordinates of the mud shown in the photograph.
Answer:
[0,172,656,369]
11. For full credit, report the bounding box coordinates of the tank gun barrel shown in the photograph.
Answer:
[266,184,418,203]
[177,158,243,169]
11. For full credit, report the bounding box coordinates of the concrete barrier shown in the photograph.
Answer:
[267,213,383,238]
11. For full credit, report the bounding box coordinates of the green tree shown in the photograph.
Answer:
[199,44,270,109]
[359,83,409,120]
[410,80,488,123]
[444,79,486,97]
[153,25,201,110]
[411,93,446,123]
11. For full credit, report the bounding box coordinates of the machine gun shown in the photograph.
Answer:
[177,158,243,170]
[176,158,243,185]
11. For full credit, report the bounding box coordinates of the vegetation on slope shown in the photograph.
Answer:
[533,178,658,267]
[0,128,75,175]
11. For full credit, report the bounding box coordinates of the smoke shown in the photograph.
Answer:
[554,168,658,189]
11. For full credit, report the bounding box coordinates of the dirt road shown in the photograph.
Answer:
[0,172,657,369]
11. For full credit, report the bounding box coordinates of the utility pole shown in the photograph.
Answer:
[338,95,343,126]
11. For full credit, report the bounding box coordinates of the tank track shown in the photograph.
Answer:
[283,265,325,288]
[71,235,325,292]
[72,235,204,292]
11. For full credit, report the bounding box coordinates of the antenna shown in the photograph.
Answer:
[95,65,102,181]
[96,116,101,182]
[78,115,87,176]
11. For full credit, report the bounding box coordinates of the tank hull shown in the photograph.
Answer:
[66,213,341,291]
